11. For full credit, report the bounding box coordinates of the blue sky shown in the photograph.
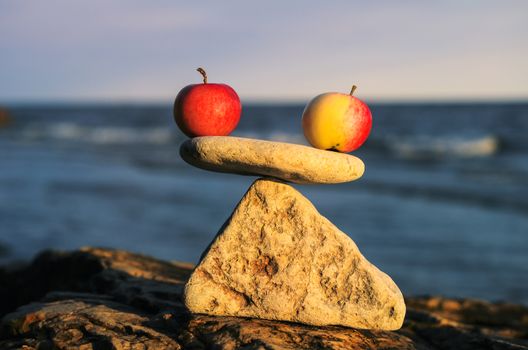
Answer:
[1,1,527,102]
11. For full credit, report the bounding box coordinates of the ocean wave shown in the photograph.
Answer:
[384,135,499,159]
[16,121,500,159]
[18,123,306,146]
[359,179,528,214]
[21,123,177,145]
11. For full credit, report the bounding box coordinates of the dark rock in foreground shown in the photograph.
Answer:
[0,248,527,349]
[0,107,11,128]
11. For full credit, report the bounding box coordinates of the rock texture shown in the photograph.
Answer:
[184,178,405,330]
[180,136,365,184]
[1,248,527,350]
[0,108,11,128]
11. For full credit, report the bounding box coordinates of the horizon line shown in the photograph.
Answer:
[2,96,528,107]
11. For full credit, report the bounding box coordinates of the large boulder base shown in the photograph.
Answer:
[180,136,365,184]
[184,178,405,330]
[1,248,527,349]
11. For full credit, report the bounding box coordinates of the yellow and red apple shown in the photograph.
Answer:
[174,68,241,137]
[302,86,372,153]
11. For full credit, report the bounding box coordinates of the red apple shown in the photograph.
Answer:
[302,85,372,153]
[174,68,241,137]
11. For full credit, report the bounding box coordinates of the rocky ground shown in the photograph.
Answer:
[0,247,527,349]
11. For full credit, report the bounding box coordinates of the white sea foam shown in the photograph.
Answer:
[19,122,499,159]
[387,135,499,159]
[24,122,175,145]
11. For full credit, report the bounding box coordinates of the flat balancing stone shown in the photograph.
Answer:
[180,136,365,184]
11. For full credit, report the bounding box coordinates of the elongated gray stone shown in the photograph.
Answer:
[180,136,364,184]
[184,178,406,330]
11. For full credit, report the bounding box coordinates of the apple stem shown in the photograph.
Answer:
[350,85,357,96]
[197,67,207,84]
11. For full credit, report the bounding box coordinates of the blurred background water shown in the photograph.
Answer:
[1,102,527,304]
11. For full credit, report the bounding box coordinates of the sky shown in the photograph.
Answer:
[1,1,527,103]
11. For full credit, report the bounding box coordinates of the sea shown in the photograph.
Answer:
[1,102,527,304]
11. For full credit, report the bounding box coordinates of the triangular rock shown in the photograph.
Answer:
[184,178,405,330]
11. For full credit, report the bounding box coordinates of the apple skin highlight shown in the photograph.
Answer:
[302,92,372,153]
